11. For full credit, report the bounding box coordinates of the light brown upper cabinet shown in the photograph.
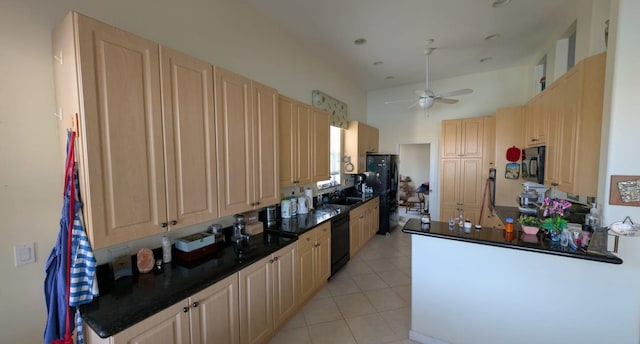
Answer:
[441,118,484,158]
[160,46,220,232]
[215,68,279,217]
[524,92,549,147]
[278,97,330,187]
[344,121,379,173]
[278,96,311,187]
[311,108,331,182]
[543,53,605,196]
[53,13,170,249]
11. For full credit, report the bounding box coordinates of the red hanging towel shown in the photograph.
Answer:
[44,131,76,344]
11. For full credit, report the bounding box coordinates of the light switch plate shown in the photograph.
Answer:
[14,242,36,267]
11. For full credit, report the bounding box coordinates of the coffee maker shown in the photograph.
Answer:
[354,173,367,194]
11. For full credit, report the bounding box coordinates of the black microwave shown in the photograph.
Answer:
[523,146,545,185]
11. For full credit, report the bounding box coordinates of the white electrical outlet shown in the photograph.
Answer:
[14,242,36,267]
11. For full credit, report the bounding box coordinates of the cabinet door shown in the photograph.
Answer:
[190,273,239,344]
[441,120,462,158]
[252,81,280,207]
[215,67,254,216]
[460,158,484,209]
[75,14,166,248]
[371,199,380,236]
[350,208,366,257]
[316,222,332,283]
[272,245,297,328]
[556,69,580,193]
[312,109,331,182]
[297,230,316,303]
[278,96,296,188]
[160,46,218,230]
[439,159,461,208]
[112,299,190,344]
[239,255,272,344]
[296,103,313,185]
[461,118,484,157]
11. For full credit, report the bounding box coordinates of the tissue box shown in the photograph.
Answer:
[175,232,215,252]
[244,221,264,235]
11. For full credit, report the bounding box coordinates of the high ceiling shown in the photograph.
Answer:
[246,0,578,91]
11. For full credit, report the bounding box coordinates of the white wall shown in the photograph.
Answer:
[0,1,365,342]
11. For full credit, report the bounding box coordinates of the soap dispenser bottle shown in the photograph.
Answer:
[585,203,600,230]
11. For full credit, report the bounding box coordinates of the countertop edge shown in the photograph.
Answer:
[402,226,623,265]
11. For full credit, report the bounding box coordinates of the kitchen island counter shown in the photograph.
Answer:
[402,218,622,264]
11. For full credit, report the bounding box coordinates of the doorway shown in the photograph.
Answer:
[398,143,433,221]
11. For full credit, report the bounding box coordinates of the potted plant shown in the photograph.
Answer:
[539,197,572,241]
[517,215,541,235]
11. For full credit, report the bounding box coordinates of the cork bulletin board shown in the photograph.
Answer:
[609,175,640,206]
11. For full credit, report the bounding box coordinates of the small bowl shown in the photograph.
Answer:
[521,225,539,235]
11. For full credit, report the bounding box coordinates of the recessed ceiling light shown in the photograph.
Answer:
[480,57,493,63]
[373,61,383,66]
[385,76,395,80]
[354,38,367,45]
[484,34,500,41]
[492,0,512,8]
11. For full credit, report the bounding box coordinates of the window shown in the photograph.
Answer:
[318,126,341,189]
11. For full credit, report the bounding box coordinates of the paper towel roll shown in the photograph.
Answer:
[304,188,314,210]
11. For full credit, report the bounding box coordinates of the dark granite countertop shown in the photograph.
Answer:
[265,194,378,237]
[80,232,295,338]
[402,218,622,264]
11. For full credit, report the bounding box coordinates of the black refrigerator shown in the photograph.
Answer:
[365,153,399,234]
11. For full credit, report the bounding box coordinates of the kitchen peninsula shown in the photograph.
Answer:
[403,219,626,344]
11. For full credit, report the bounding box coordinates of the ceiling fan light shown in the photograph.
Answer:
[418,97,433,109]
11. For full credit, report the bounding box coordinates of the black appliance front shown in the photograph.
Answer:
[365,153,399,234]
[330,213,350,276]
[523,146,545,185]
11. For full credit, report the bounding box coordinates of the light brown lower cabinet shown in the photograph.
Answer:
[297,222,331,304]
[239,244,297,344]
[350,198,380,258]
[85,273,239,344]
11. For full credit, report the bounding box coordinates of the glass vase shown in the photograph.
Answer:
[549,229,561,242]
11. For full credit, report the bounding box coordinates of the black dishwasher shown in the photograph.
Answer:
[330,213,350,276]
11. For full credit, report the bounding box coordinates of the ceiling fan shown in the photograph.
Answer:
[384,47,473,109]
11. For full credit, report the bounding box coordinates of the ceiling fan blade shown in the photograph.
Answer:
[408,101,420,109]
[384,98,415,105]
[437,88,473,98]
[434,98,459,104]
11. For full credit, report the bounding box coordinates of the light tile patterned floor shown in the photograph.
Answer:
[269,213,421,344]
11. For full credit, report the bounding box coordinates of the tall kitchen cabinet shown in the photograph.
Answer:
[344,121,379,173]
[297,222,331,303]
[52,12,219,249]
[278,96,331,187]
[239,244,297,344]
[440,117,488,224]
[215,67,280,217]
[542,53,605,196]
